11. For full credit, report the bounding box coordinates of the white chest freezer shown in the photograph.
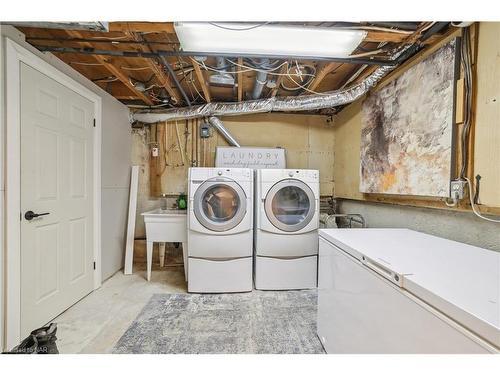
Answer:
[317,228,500,353]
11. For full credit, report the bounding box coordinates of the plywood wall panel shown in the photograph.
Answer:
[132,113,335,200]
[332,101,364,200]
[474,23,500,208]
[220,113,334,195]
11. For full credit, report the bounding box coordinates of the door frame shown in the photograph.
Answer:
[4,39,102,349]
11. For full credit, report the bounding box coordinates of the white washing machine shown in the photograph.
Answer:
[254,169,319,290]
[188,167,253,293]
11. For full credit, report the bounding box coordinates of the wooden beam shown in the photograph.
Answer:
[65,30,154,105]
[364,30,442,44]
[109,22,175,34]
[237,57,243,102]
[309,62,342,91]
[113,95,139,100]
[126,32,182,104]
[364,30,408,43]
[190,57,212,102]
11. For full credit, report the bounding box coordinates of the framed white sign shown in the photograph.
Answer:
[215,147,286,169]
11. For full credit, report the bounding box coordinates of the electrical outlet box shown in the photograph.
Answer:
[151,147,159,157]
[200,123,210,138]
[450,180,467,200]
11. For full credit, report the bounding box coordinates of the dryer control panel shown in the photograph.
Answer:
[259,168,319,183]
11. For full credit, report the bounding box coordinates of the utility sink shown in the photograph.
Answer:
[142,208,187,217]
[141,208,187,242]
[141,208,188,281]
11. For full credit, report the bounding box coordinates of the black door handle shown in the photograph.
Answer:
[25,211,50,221]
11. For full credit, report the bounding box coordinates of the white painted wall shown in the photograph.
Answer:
[0,25,131,349]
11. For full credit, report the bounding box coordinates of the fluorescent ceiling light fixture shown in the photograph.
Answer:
[174,23,367,59]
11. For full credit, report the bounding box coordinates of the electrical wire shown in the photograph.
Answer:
[208,22,270,31]
[339,65,369,90]
[464,178,500,223]
[225,59,315,77]
[127,103,172,109]
[284,69,330,96]
[460,27,473,179]
[187,71,206,102]
[340,25,413,34]
[121,66,152,71]
[280,63,316,91]
[175,55,197,103]
[70,61,104,66]
[82,35,130,41]
[92,76,118,83]
[349,48,388,58]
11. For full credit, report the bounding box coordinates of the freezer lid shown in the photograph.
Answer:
[319,228,416,286]
[319,228,500,349]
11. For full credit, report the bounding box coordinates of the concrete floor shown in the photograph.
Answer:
[52,263,187,353]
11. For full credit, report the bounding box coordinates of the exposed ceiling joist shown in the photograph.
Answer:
[308,62,341,91]
[237,57,243,102]
[17,21,451,109]
[364,30,441,44]
[126,31,182,104]
[190,58,212,102]
[65,30,154,105]
[108,22,175,34]
[95,58,155,105]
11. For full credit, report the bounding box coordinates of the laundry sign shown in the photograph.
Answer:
[215,147,286,169]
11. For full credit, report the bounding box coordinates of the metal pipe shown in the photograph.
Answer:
[252,58,270,99]
[159,55,192,107]
[324,213,366,228]
[26,37,179,45]
[33,45,397,66]
[208,117,241,147]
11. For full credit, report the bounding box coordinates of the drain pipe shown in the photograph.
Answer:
[208,116,241,147]
[252,58,270,99]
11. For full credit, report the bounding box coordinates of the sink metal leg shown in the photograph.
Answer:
[146,241,153,281]
[159,243,166,267]
[182,242,188,281]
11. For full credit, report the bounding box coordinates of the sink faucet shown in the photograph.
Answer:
[160,193,168,210]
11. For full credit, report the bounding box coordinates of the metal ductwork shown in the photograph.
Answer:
[208,116,241,147]
[209,57,235,86]
[133,61,396,124]
[252,58,270,99]
[132,23,453,125]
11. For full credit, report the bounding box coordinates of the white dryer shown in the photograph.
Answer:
[188,167,253,293]
[254,169,319,290]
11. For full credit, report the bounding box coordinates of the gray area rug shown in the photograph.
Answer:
[113,290,324,354]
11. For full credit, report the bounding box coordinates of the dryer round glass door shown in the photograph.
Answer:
[264,179,316,232]
[193,178,247,232]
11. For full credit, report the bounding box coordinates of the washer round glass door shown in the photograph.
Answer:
[193,178,247,232]
[264,179,315,232]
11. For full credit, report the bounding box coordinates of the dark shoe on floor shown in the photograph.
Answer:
[3,323,59,354]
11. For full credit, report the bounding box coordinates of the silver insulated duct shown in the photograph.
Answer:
[133,46,410,124]
[208,116,241,147]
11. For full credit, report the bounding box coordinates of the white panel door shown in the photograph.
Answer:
[20,63,94,337]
